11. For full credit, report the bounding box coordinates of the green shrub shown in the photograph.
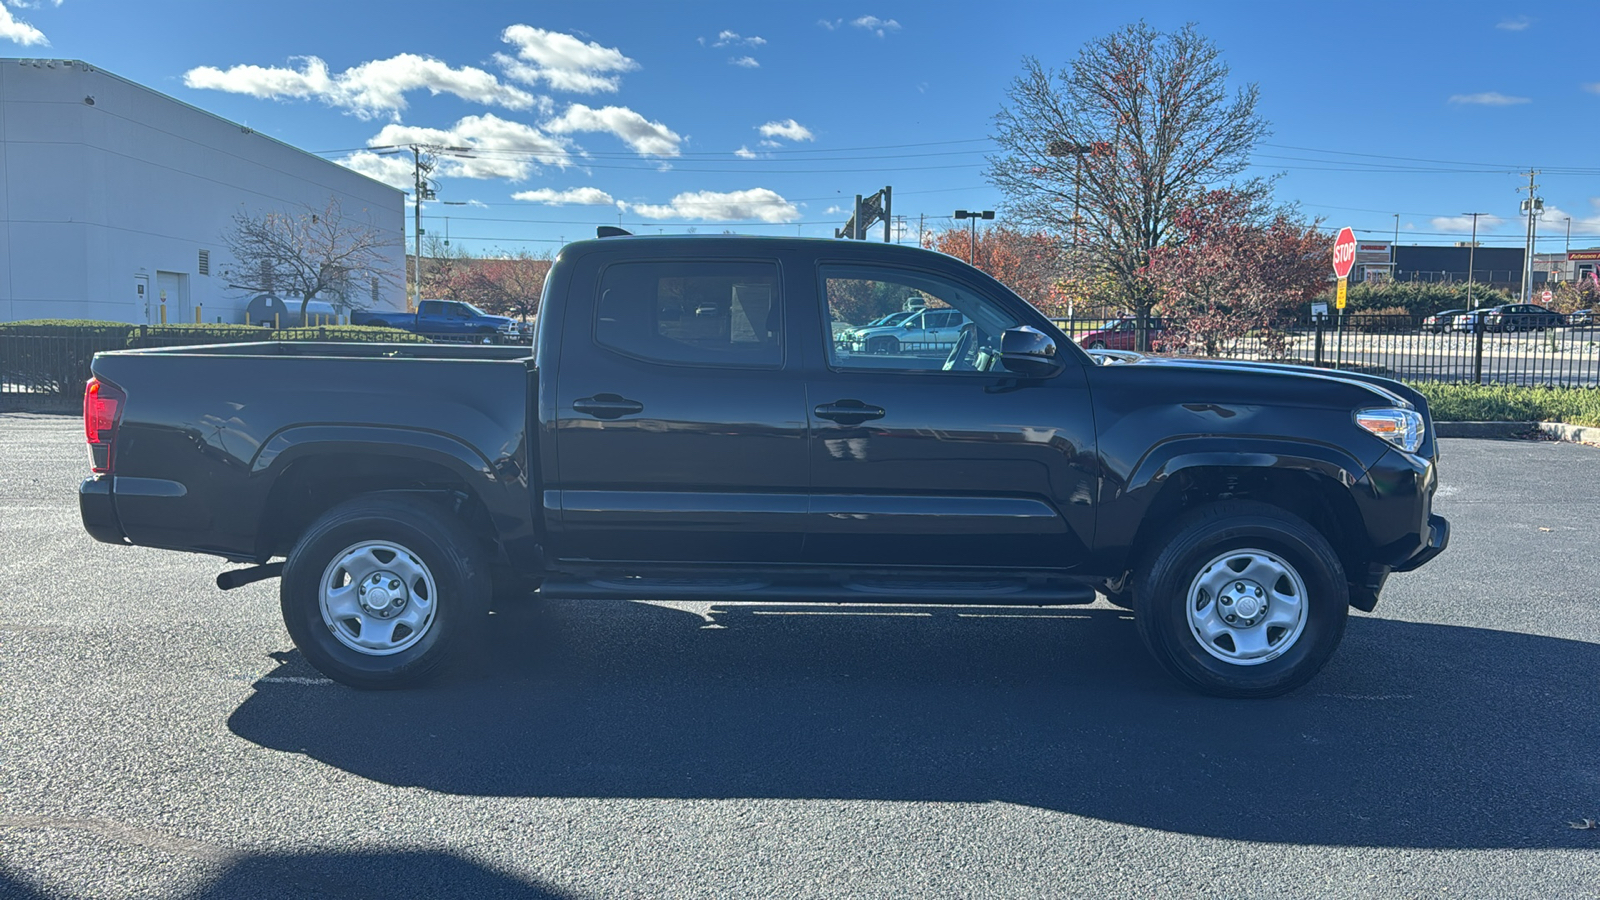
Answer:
[1349,305,1415,333]
[0,319,137,397]
[1408,382,1600,427]
[273,325,430,343]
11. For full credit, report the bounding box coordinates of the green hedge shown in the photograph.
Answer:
[0,319,138,398]
[1320,282,1517,317]
[274,325,429,343]
[1409,382,1600,427]
[127,324,275,348]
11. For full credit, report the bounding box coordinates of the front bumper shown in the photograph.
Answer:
[1394,513,1450,573]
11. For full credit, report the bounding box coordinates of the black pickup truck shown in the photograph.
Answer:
[79,234,1447,697]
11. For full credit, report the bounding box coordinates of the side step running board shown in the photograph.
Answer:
[539,576,1096,606]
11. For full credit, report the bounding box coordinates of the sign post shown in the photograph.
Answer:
[1332,227,1357,369]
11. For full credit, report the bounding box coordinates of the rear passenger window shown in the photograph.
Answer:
[596,261,782,367]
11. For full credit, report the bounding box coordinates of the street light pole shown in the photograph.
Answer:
[953,209,993,265]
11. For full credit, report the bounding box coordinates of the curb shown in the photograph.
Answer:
[1434,421,1535,438]
[1538,421,1600,444]
[1434,421,1599,443]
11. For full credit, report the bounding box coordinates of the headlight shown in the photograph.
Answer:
[1356,407,1424,453]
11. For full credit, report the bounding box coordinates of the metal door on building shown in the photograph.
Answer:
[134,275,151,323]
[156,271,188,324]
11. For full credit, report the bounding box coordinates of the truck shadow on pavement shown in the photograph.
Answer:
[2,850,568,900]
[229,599,1600,851]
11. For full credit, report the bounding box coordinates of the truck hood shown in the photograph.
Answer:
[1089,350,1418,410]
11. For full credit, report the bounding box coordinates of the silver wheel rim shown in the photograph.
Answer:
[1185,547,1308,666]
[318,540,438,656]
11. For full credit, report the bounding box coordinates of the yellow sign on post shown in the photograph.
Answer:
[1336,277,1348,310]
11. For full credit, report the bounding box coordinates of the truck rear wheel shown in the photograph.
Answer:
[280,496,491,689]
[1132,501,1347,698]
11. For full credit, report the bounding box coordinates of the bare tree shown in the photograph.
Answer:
[987,22,1269,347]
[223,196,401,322]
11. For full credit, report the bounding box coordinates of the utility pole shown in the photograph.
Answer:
[1463,213,1486,307]
[918,213,926,248]
[374,143,472,311]
[1518,169,1542,302]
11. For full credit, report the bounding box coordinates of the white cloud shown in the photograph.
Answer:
[1431,214,1506,232]
[342,114,574,186]
[1496,16,1532,30]
[852,16,902,37]
[0,2,48,45]
[730,56,760,68]
[1535,202,1600,234]
[495,25,638,94]
[623,188,800,223]
[711,30,766,48]
[511,187,616,206]
[461,199,489,208]
[1584,83,1600,94]
[825,205,848,215]
[1448,91,1531,105]
[758,118,814,142]
[338,152,417,189]
[733,146,760,159]
[818,19,841,30]
[183,54,538,120]
[544,103,681,157]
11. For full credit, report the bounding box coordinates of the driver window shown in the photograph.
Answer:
[821,264,1021,372]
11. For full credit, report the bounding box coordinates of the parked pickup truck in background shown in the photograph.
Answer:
[79,233,1448,698]
[351,299,524,342]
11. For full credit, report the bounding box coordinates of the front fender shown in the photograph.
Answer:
[1095,435,1376,557]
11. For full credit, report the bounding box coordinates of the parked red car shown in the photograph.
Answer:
[1077,317,1167,351]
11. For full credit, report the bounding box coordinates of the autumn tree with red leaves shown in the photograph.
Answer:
[1143,189,1331,358]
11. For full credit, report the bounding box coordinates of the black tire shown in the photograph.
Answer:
[1087,340,1107,350]
[281,495,492,689]
[867,336,900,354]
[1132,500,1348,698]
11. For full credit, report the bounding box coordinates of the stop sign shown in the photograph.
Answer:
[1332,227,1357,279]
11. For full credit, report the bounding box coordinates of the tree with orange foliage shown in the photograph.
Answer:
[924,224,1072,315]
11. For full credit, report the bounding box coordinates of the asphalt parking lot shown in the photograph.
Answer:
[2,413,1598,899]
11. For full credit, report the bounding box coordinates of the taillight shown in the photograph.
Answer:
[84,377,125,473]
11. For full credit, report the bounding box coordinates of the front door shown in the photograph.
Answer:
[550,254,810,564]
[805,261,1097,570]
[134,275,150,324]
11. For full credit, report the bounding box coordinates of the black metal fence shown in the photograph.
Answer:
[0,324,532,412]
[1048,313,1600,387]
[6,315,1597,414]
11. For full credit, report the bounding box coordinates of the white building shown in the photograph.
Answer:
[0,58,405,324]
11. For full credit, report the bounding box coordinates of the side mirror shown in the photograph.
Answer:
[1000,326,1065,378]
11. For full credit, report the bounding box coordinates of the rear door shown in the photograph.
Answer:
[549,251,810,564]
[802,260,1097,570]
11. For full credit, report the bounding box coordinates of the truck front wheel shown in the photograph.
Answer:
[280,496,491,689]
[1133,501,1348,698]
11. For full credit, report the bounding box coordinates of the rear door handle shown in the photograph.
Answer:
[573,394,645,419]
[814,400,886,426]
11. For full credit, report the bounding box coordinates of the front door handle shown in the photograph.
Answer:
[814,399,886,426]
[573,394,645,419]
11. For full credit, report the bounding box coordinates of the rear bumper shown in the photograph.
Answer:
[79,475,127,545]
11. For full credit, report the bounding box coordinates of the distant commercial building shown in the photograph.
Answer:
[1390,245,1530,289]
[0,59,405,324]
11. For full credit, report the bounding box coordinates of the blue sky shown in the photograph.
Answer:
[5,0,1599,255]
